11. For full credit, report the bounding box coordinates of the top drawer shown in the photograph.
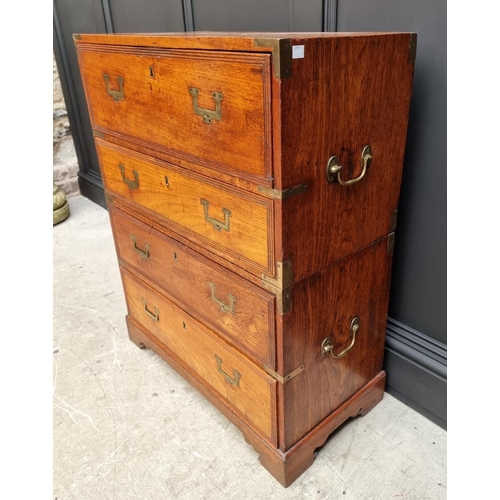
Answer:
[77,45,273,183]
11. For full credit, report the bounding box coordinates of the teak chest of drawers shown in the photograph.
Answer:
[75,32,416,486]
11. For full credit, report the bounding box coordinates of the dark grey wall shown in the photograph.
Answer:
[53,0,446,427]
[191,0,323,31]
[337,0,447,347]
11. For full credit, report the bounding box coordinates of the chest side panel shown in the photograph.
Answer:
[277,34,415,282]
[277,235,393,450]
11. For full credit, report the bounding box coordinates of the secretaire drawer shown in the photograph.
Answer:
[99,141,274,275]
[109,204,276,369]
[77,44,272,182]
[121,268,277,444]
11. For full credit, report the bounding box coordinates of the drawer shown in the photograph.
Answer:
[78,44,272,182]
[99,141,274,275]
[121,268,277,444]
[109,204,276,369]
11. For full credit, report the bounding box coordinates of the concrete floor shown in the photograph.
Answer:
[53,195,446,499]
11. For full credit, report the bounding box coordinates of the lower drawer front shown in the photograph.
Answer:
[109,204,276,369]
[121,268,277,444]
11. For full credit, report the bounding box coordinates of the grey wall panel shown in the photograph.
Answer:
[289,0,323,31]
[53,0,107,192]
[109,0,185,33]
[337,0,447,345]
[192,0,322,32]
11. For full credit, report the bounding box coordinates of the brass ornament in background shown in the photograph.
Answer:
[53,184,70,225]
[208,282,236,314]
[119,163,139,189]
[200,199,231,232]
[189,87,223,124]
[321,317,359,359]
[103,73,124,102]
[215,355,241,387]
[326,145,373,186]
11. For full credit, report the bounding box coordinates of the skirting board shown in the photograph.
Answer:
[384,317,447,429]
[78,172,106,209]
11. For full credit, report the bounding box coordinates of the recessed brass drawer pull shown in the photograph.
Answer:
[200,199,231,232]
[321,317,359,359]
[189,87,223,124]
[326,145,372,186]
[119,163,139,190]
[208,282,236,314]
[131,235,150,260]
[142,298,159,322]
[102,73,124,102]
[215,355,241,387]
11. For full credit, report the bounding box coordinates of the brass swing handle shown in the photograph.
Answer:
[142,298,159,322]
[215,355,241,387]
[200,199,231,232]
[189,87,223,124]
[326,145,373,186]
[321,317,359,359]
[102,74,124,102]
[208,282,236,314]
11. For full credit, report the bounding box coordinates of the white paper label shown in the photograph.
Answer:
[292,45,305,59]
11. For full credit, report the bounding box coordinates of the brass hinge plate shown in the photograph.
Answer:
[262,260,293,290]
[387,232,395,255]
[254,38,292,79]
[258,183,308,200]
[408,33,417,63]
[390,209,398,232]
[73,34,82,41]
[93,129,104,139]
[261,261,293,314]
[264,364,304,384]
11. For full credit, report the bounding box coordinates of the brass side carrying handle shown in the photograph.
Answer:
[215,355,241,387]
[119,163,139,190]
[142,298,159,322]
[131,235,150,260]
[208,282,236,314]
[102,74,124,102]
[326,145,372,186]
[200,199,231,232]
[189,87,223,124]
[321,317,359,359]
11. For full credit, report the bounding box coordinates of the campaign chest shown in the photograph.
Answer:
[74,32,416,486]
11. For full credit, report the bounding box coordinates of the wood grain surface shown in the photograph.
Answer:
[97,141,274,274]
[109,204,277,368]
[122,268,277,444]
[277,235,393,449]
[77,44,272,183]
[276,34,415,281]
